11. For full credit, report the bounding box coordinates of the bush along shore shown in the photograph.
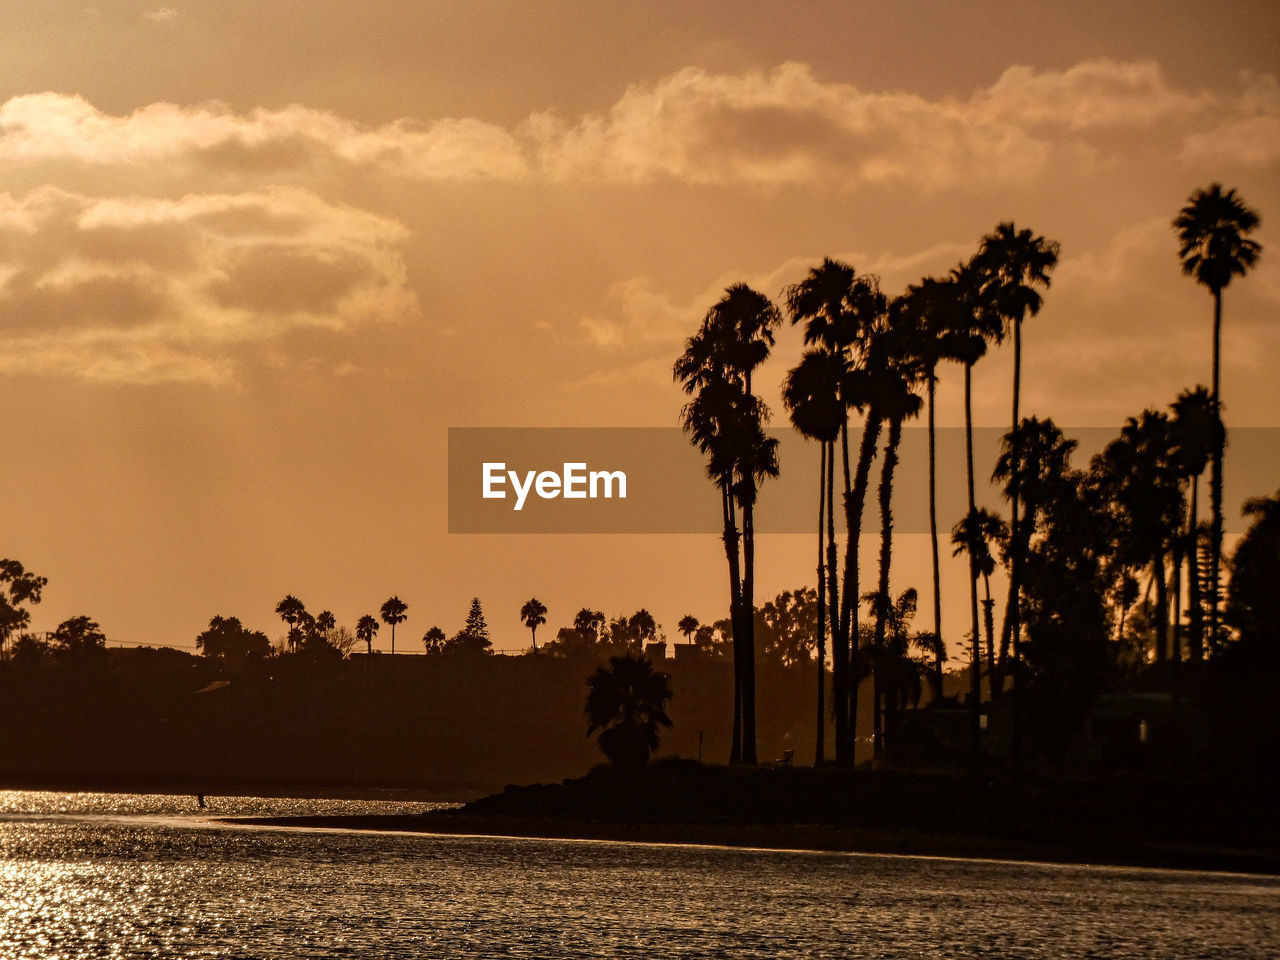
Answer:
[230,759,1280,875]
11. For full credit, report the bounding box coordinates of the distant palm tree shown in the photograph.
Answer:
[585,653,673,769]
[1170,386,1215,660]
[1174,184,1262,654]
[316,610,336,643]
[951,507,1008,685]
[977,222,1059,708]
[676,615,699,644]
[380,596,408,654]
[520,598,548,652]
[275,595,306,653]
[422,625,446,655]
[356,614,379,654]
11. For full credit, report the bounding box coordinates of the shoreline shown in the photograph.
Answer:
[222,810,1280,876]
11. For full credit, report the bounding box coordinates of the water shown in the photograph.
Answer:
[0,791,1276,958]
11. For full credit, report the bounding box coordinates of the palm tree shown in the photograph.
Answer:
[950,507,1007,685]
[380,596,408,655]
[784,259,887,764]
[275,595,306,653]
[977,223,1059,709]
[1094,412,1183,664]
[945,259,1003,749]
[356,614,379,654]
[1170,386,1215,660]
[675,283,780,765]
[520,598,548,652]
[865,304,925,763]
[316,610,336,643]
[1174,184,1262,654]
[783,346,845,765]
[890,277,969,699]
[585,653,674,769]
[676,615,699,645]
[422,625,446,655]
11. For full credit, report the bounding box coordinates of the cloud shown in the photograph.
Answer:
[143,7,179,23]
[0,186,418,384]
[0,59,1273,192]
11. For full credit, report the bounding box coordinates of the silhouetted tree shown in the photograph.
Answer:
[585,653,673,769]
[380,596,408,655]
[520,598,547,652]
[196,615,271,662]
[422,626,446,655]
[445,597,491,655]
[784,259,887,764]
[978,224,1059,751]
[0,559,46,658]
[675,283,780,764]
[356,614,379,654]
[50,615,107,664]
[676,615,699,644]
[1174,184,1262,654]
[783,345,844,763]
[1169,386,1216,661]
[1225,488,1280,648]
[951,507,1007,687]
[316,610,336,642]
[275,595,306,653]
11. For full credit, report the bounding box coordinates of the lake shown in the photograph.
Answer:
[0,791,1276,958]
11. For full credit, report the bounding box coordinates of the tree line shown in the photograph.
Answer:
[675,183,1269,769]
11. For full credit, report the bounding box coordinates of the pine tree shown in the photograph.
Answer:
[446,597,492,655]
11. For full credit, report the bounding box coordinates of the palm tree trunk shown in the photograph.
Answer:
[815,442,827,765]
[841,410,881,763]
[826,439,840,763]
[1154,551,1169,663]
[1187,479,1203,661]
[831,422,850,764]
[873,417,903,765]
[927,370,944,701]
[1008,321,1023,762]
[964,364,983,758]
[720,484,744,764]
[1208,288,1223,657]
[982,574,996,683]
[742,486,759,766]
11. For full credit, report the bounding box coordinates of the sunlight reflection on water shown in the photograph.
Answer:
[0,791,1277,959]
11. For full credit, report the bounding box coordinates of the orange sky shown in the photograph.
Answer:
[1,2,1277,656]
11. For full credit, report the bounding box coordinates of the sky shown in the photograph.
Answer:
[2,1,1278,656]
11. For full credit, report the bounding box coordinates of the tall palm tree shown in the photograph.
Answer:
[356,614,379,655]
[1174,184,1262,654]
[784,259,887,764]
[865,304,925,763]
[275,595,305,654]
[380,596,408,655]
[520,598,548,652]
[976,223,1059,705]
[784,346,845,765]
[675,284,780,765]
[894,276,972,699]
[945,259,1003,748]
[1170,386,1215,660]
